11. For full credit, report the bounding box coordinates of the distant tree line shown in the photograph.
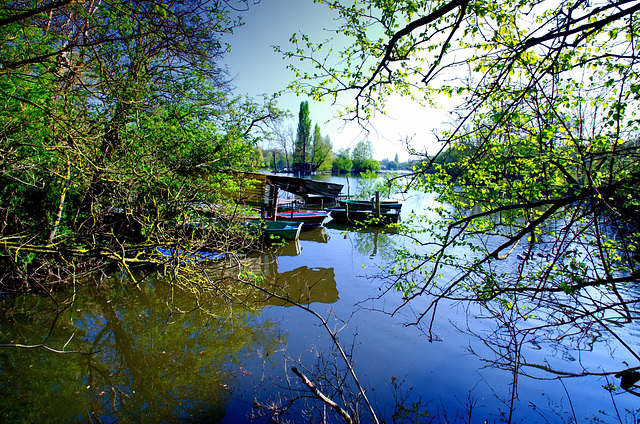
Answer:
[260,102,407,174]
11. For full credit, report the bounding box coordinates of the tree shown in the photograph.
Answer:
[262,148,289,171]
[318,135,334,171]
[384,154,400,170]
[311,124,333,171]
[271,123,296,170]
[293,100,312,173]
[351,140,380,172]
[0,0,283,287]
[332,148,352,174]
[284,0,640,401]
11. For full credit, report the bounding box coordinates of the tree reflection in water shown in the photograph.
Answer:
[327,223,398,260]
[257,266,338,307]
[452,296,640,422]
[238,241,339,307]
[0,275,283,423]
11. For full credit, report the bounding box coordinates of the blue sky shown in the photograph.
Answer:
[222,0,450,161]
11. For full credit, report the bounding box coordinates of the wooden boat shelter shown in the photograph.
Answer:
[265,174,343,200]
[228,172,344,212]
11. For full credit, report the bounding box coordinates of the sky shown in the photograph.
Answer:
[221,0,453,162]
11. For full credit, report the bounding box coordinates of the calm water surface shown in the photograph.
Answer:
[0,175,638,423]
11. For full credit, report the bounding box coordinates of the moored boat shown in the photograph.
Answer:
[272,210,331,227]
[246,210,331,229]
[261,220,303,241]
[324,207,400,226]
[338,199,403,211]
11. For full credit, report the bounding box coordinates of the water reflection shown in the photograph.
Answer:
[299,226,330,243]
[254,266,338,307]
[326,223,397,259]
[239,244,339,307]
[274,238,302,256]
[0,277,282,423]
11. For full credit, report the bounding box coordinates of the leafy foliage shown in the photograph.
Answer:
[293,100,312,172]
[311,123,334,171]
[0,1,283,287]
[351,140,381,172]
[284,0,640,391]
[332,148,353,173]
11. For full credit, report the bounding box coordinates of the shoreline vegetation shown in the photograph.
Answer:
[0,1,278,292]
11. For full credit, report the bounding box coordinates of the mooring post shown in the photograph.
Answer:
[375,191,380,217]
[273,186,279,221]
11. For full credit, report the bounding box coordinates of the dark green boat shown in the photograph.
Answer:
[325,207,400,226]
[338,199,403,211]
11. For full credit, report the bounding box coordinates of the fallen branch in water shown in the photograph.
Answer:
[238,274,380,423]
[291,366,353,424]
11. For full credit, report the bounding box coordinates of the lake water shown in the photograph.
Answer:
[1,174,638,423]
